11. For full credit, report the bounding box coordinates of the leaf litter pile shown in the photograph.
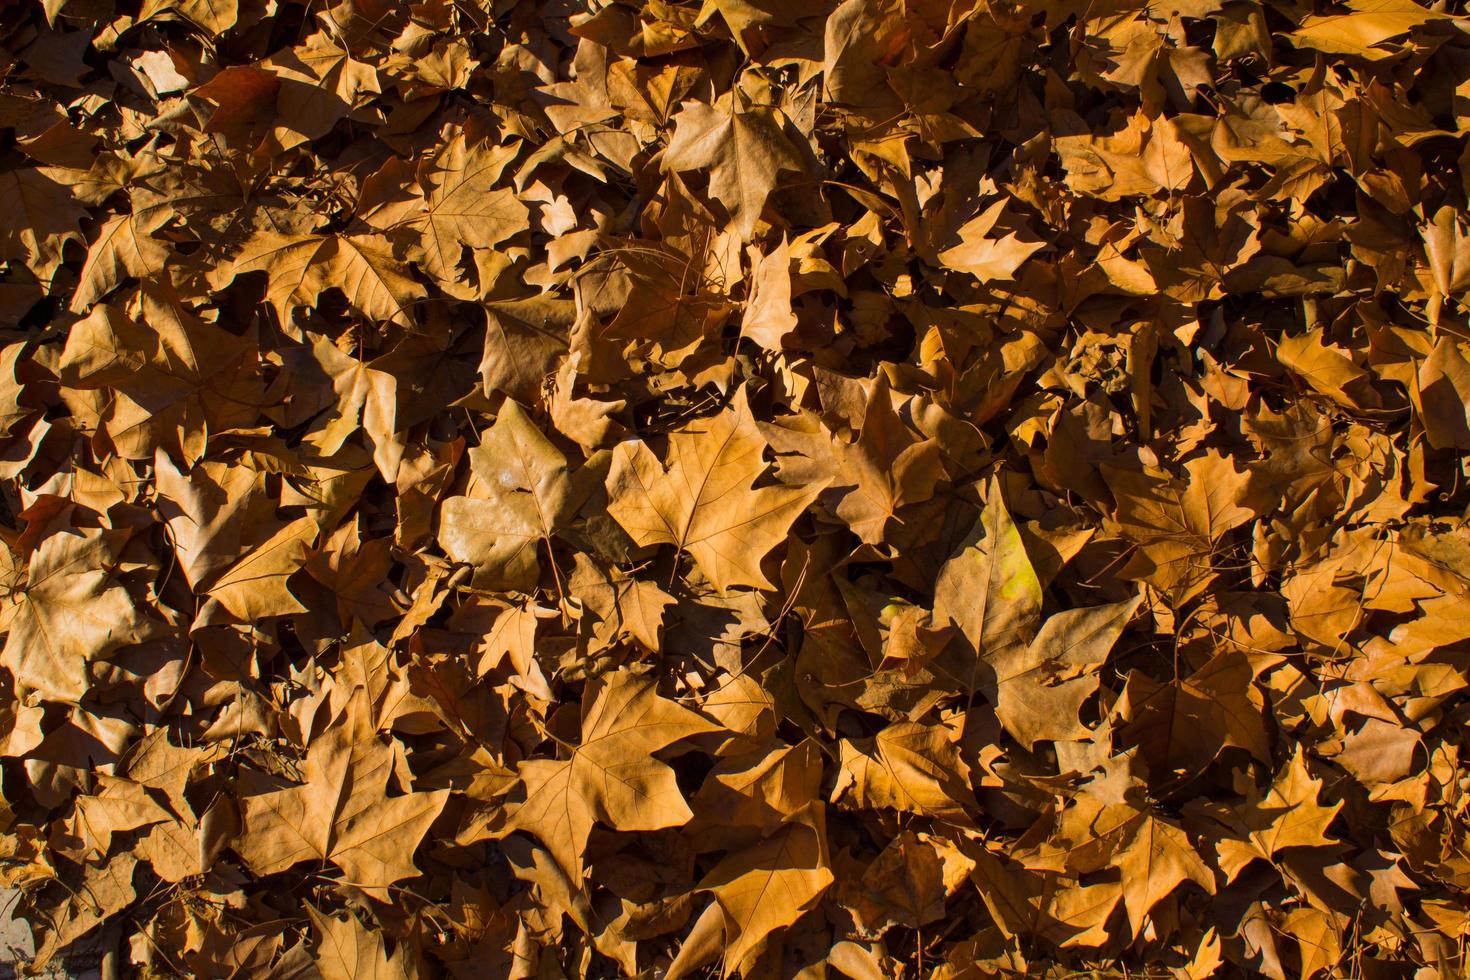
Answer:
[8,0,1470,976]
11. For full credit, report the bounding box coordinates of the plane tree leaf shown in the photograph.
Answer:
[502,671,718,879]
[7,1,1470,976]
[0,529,153,704]
[606,394,826,592]
[236,709,449,899]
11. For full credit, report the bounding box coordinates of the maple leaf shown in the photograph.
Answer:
[662,97,804,240]
[1105,451,1268,600]
[307,906,405,980]
[1117,647,1274,777]
[698,803,834,975]
[503,671,717,879]
[0,167,85,286]
[988,597,1141,749]
[393,135,529,286]
[236,715,449,899]
[606,392,826,592]
[229,230,426,328]
[438,399,573,592]
[59,284,265,462]
[833,721,977,824]
[933,479,1042,689]
[1095,804,1217,936]
[569,554,675,652]
[1288,0,1448,59]
[1212,747,1344,879]
[828,376,943,545]
[741,235,798,350]
[938,199,1045,284]
[0,529,153,703]
[69,211,170,313]
[206,516,318,621]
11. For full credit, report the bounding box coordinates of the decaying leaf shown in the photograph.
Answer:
[3,0,1467,975]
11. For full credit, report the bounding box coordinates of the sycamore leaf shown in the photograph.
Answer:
[0,530,152,703]
[7,0,1466,972]
[206,516,317,621]
[504,671,718,879]
[137,0,239,32]
[153,454,269,590]
[938,200,1045,284]
[989,597,1141,749]
[1417,337,1470,450]
[306,906,402,980]
[933,478,1042,686]
[698,803,833,975]
[606,392,826,592]
[438,400,573,592]
[742,236,798,349]
[396,136,529,285]
[70,212,170,313]
[1214,747,1343,878]
[59,285,264,462]
[829,376,943,545]
[230,231,426,328]
[66,775,172,856]
[1117,648,1274,776]
[1096,804,1217,935]
[693,740,825,832]
[1289,0,1448,59]
[306,336,402,483]
[833,721,976,824]
[662,98,804,240]
[848,830,975,937]
[1277,329,1375,410]
[1282,907,1344,980]
[1104,451,1267,599]
[0,167,85,285]
[236,716,449,899]
[599,244,734,367]
[569,554,675,652]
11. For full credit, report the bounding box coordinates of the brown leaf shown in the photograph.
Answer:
[236,715,449,899]
[698,803,833,974]
[833,721,976,824]
[662,98,804,240]
[606,391,825,592]
[504,671,717,878]
[230,231,426,328]
[933,479,1042,687]
[0,529,152,703]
